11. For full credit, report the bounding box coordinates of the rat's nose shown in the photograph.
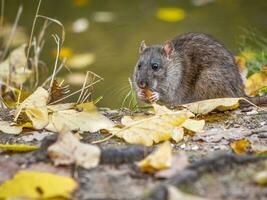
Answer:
[138,80,147,89]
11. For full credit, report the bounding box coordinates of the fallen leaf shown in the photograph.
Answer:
[67,53,95,69]
[138,141,172,173]
[46,102,114,133]
[184,98,241,115]
[0,44,32,85]
[171,127,184,143]
[0,144,38,152]
[182,119,205,132]
[156,151,189,178]
[48,131,101,169]
[111,109,193,146]
[0,121,22,134]
[15,87,49,130]
[245,71,267,96]
[254,171,267,185]
[156,7,186,22]
[168,185,209,200]
[230,139,251,154]
[0,171,77,199]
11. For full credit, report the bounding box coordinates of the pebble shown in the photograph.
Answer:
[191,145,199,150]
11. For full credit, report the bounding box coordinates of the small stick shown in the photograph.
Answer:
[77,71,89,103]
[48,34,60,93]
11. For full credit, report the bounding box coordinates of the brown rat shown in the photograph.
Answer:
[133,32,267,106]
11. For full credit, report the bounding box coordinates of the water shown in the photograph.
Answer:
[4,0,267,108]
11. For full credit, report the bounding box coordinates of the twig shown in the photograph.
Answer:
[26,0,42,60]
[77,71,89,104]
[48,34,60,93]
[41,58,66,87]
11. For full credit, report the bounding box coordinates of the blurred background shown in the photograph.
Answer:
[3,0,267,108]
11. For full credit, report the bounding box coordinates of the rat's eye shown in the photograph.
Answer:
[137,63,141,69]
[151,62,160,71]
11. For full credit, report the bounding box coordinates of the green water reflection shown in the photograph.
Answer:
[4,0,267,108]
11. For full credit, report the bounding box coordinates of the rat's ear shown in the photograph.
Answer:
[139,40,147,54]
[163,41,174,58]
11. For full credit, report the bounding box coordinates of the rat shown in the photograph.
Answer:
[133,32,267,106]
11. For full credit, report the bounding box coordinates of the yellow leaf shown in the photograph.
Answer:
[0,121,22,134]
[184,98,241,115]
[171,127,184,143]
[66,53,95,69]
[15,87,49,129]
[138,141,172,173]
[48,131,101,169]
[245,72,267,96]
[0,144,38,152]
[254,171,267,185]
[230,139,251,154]
[182,119,205,132]
[156,7,186,22]
[46,102,114,133]
[111,109,192,146]
[0,171,77,199]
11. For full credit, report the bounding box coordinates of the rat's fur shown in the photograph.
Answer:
[133,33,246,106]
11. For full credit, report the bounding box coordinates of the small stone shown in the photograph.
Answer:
[191,145,199,151]
[246,110,258,115]
[180,144,186,149]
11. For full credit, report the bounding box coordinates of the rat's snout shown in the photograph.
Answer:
[138,80,148,89]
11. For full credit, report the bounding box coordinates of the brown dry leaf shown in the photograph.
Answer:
[0,121,22,134]
[48,80,68,103]
[245,71,267,96]
[137,141,172,173]
[48,131,101,169]
[168,185,209,200]
[230,139,251,154]
[184,98,241,115]
[156,151,189,178]
[15,87,49,130]
[46,102,114,133]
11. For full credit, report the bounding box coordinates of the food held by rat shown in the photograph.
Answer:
[133,32,267,106]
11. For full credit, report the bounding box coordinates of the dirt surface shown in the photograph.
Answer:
[0,106,267,200]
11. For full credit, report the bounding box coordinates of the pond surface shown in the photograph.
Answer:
[4,0,267,108]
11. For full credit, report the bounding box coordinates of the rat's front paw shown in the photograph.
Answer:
[149,91,160,103]
[137,89,147,102]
